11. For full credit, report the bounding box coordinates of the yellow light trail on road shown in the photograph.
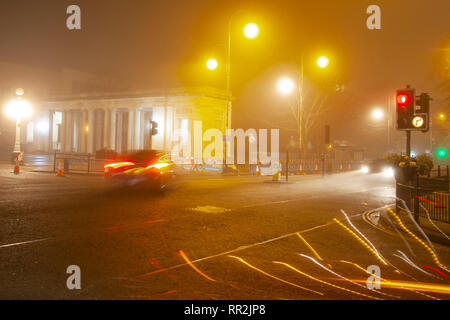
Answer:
[273,261,381,300]
[179,250,216,282]
[339,260,440,300]
[331,277,450,295]
[388,209,448,271]
[296,232,323,261]
[333,218,388,266]
[228,255,323,296]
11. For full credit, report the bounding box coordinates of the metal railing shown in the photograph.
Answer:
[52,152,106,174]
[396,182,450,224]
[426,165,450,178]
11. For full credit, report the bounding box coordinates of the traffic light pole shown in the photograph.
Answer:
[406,130,411,158]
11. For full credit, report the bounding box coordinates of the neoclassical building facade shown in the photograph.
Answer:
[27,87,230,155]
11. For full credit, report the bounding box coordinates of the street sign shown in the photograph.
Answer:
[411,113,428,131]
[412,116,424,128]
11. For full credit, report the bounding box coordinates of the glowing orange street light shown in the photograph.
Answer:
[371,108,384,120]
[4,88,32,156]
[243,23,259,39]
[206,58,218,70]
[277,77,295,95]
[316,56,329,68]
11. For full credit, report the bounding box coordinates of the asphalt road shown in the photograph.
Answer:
[1,166,449,300]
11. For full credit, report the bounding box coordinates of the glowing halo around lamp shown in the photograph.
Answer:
[4,99,32,120]
[316,56,329,68]
[277,78,295,95]
[206,58,218,70]
[243,23,259,39]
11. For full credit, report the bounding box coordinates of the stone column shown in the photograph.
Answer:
[66,110,73,153]
[48,110,53,152]
[87,108,94,154]
[116,111,123,153]
[60,110,67,152]
[110,108,116,151]
[134,109,141,150]
[127,108,135,151]
[163,102,168,151]
[80,110,88,153]
[103,108,110,149]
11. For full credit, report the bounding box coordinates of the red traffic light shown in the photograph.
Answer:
[396,92,411,108]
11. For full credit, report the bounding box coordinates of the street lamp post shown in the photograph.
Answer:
[225,20,259,143]
[207,18,258,172]
[298,53,304,156]
[278,53,329,155]
[4,88,32,162]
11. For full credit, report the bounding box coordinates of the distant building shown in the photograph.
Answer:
[25,87,230,155]
[332,140,365,161]
[0,61,124,101]
[0,61,124,150]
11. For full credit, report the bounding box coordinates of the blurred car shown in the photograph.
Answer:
[360,158,394,177]
[103,150,175,190]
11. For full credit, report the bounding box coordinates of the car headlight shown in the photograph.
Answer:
[361,165,369,173]
[382,167,394,177]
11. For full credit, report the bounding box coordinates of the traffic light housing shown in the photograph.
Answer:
[150,121,158,136]
[415,93,430,132]
[396,88,415,130]
[396,89,429,131]
[415,93,430,114]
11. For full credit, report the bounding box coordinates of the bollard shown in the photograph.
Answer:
[272,170,280,181]
[298,160,304,175]
[255,161,261,176]
[57,158,64,176]
[13,156,20,174]
[314,162,319,174]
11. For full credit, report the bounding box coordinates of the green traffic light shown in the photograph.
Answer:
[436,148,448,158]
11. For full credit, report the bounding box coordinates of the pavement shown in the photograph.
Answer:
[0,162,449,300]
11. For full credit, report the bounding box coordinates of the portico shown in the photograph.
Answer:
[27,87,230,155]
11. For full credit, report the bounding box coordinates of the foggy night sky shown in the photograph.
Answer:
[0,0,449,154]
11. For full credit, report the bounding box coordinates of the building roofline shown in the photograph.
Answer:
[39,86,232,103]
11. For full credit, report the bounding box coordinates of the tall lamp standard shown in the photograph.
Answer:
[4,88,32,162]
[207,19,259,172]
[276,54,330,153]
[226,22,259,129]
[299,55,329,152]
